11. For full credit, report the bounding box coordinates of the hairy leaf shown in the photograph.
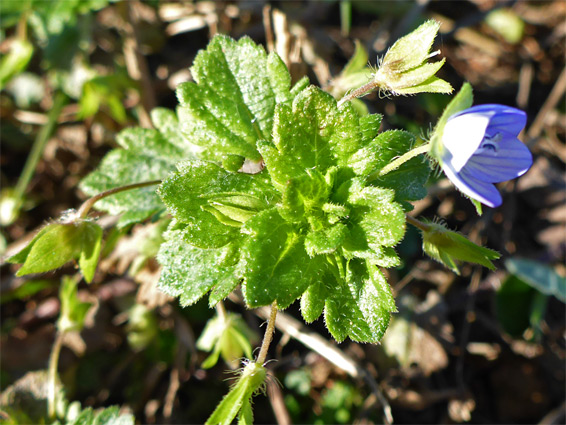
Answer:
[176,35,298,161]
[157,225,242,306]
[158,161,277,248]
[241,208,327,309]
[324,259,396,342]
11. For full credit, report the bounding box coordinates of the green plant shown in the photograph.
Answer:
[7,21,533,423]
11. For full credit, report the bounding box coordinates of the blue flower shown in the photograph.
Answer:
[440,104,532,208]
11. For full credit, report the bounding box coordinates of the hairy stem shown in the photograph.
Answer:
[405,214,432,232]
[77,180,162,219]
[47,331,65,421]
[14,92,67,209]
[337,80,380,107]
[256,302,278,365]
[366,143,430,183]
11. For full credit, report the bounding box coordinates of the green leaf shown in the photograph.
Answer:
[349,130,430,205]
[241,208,326,309]
[279,169,331,222]
[485,8,525,44]
[496,275,536,337]
[158,161,276,248]
[91,405,134,425]
[58,276,92,333]
[259,86,362,188]
[420,221,500,274]
[505,258,566,303]
[157,225,242,307]
[0,39,34,89]
[176,35,296,161]
[300,280,327,323]
[80,107,197,222]
[305,224,348,256]
[347,180,406,248]
[150,107,199,156]
[329,40,373,100]
[324,259,396,343]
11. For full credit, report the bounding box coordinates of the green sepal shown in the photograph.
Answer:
[0,38,34,89]
[373,20,452,96]
[8,221,103,283]
[205,362,266,425]
[379,20,441,73]
[328,39,373,100]
[419,221,499,274]
[77,221,103,283]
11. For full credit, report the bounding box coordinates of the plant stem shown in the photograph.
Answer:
[337,80,380,107]
[405,214,431,232]
[216,301,228,323]
[366,143,430,182]
[256,302,278,365]
[77,179,161,219]
[47,331,65,421]
[13,92,67,208]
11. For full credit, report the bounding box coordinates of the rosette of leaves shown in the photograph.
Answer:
[158,51,430,342]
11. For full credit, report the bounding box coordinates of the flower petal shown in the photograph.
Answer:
[441,161,502,207]
[443,112,490,172]
[463,137,533,183]
[450,104,527,136]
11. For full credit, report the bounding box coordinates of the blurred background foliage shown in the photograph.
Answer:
[1,1,564,424]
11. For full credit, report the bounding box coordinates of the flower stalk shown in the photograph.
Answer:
[256,302,278,365]
[77,180,162,219]
[367,143,430,182]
